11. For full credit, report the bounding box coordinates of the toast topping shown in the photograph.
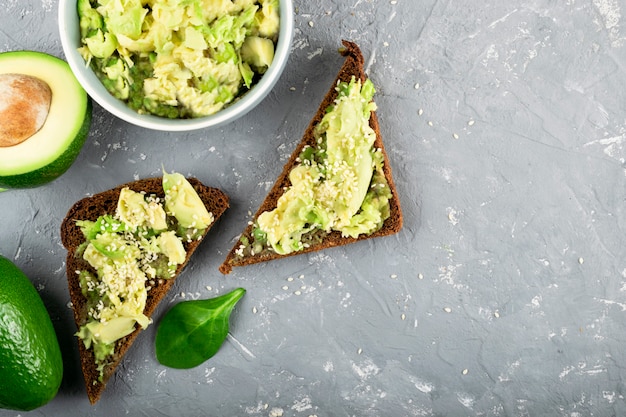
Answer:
[240,76,392,256]
[73,172,214,380]
[77,0,280,118]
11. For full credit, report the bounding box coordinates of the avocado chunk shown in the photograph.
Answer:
[240,36,275,73]
[163,171,214,230]
[254,77,391,255]
[0,51,92,189]
[116,187,168,232]
[254,0,280,39]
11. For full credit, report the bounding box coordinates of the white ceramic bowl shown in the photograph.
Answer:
[59,0,293,131]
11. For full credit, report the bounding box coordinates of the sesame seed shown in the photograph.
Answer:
[282,285,289,291]
[453,133,459,139]
[414,82,420,89]
[418,273,424,279]
[494,310,500,318]
[252,307,258,314]
[308,21,314,27]
[462,369,469,375]
[444,307,452,313]
[418,108,423,116]
[401,313,406,320]
[578,257,584,264]
[357,348,363,355]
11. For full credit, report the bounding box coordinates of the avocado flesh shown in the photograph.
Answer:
[240,36,275,72]
[253,77,389,255]
[75,174,210,380]
[0,51,91,189]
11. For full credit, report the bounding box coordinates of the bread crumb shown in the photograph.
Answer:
[390,274,398,279]
[308,21,314,27]
[418,273,424,279]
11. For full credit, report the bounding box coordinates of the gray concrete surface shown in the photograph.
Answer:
[1,0,626,416]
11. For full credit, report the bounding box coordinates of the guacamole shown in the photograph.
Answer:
[74,171,214,380]
[77,0,280,118]
[235,77,392,257]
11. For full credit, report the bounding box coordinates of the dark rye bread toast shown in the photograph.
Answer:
[60,177,229,404]
[219,40,403,274]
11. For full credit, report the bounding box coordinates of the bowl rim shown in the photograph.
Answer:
[58,0,294,132]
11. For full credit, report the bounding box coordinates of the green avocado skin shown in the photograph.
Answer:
[0,255,63,411]
[0,98,92,189]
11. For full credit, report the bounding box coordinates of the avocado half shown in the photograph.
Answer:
[0,51,92,189]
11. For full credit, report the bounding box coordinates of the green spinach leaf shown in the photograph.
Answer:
[155,288,246,369]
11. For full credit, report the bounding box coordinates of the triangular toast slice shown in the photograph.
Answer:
[61,176,229,404]
[219,40,403,274]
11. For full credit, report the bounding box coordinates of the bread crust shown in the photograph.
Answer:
[219,40,403,274]
[61,177,229,404]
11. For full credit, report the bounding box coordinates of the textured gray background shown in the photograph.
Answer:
[1,0,626,416]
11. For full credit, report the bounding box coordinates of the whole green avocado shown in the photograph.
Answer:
[0,255,63,411]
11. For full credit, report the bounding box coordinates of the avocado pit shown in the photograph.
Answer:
[0,73,52,147]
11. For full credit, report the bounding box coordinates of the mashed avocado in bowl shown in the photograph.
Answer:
[59,0,293,131]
